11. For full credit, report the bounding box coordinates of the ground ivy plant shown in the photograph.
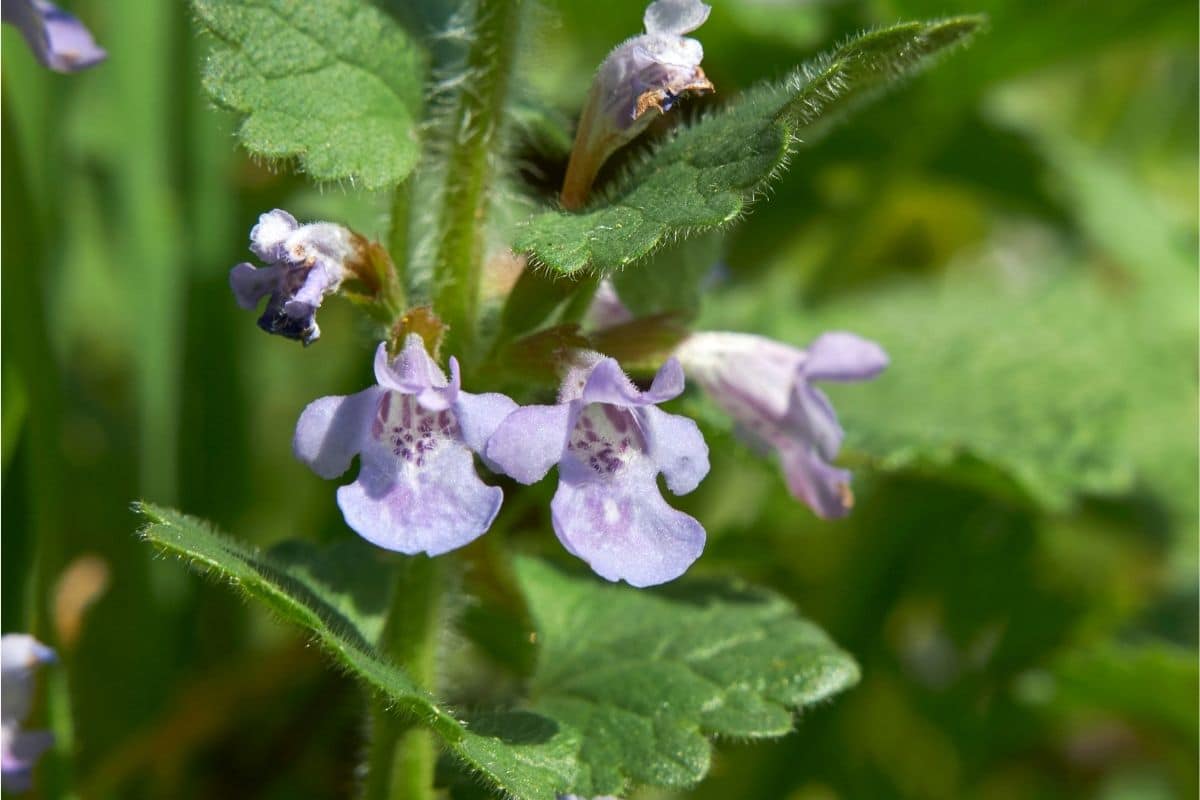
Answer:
[141,2,981,797]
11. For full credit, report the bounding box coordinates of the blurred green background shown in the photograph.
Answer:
[2,0,1196,798]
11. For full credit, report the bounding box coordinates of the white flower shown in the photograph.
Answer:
[561,0,714,209]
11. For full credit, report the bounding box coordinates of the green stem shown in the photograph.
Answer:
[431,0,524,358]
[557,272,602,327]
[388,178,412,312]
[361,558,443,800]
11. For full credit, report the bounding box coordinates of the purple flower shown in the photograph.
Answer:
[293,335,516,555]
[487,354,709,587]
[582,279,634,330]
[561,0,713,209]
[676,331,888,518]
[2,634,56,793]
[2,0,105,73]
[230,210,361,345]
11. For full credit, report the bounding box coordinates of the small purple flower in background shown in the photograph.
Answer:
[561,0,713,209]
[488,353,709,587]
[294,335,517,556]
[1,0,105,73]
[2,634,56,793]
[230,209,363,345]
[582,279,635,331]
[676,331,888,518]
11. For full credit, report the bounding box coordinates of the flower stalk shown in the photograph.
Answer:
[431,0,525,359]
[361,557,443,800]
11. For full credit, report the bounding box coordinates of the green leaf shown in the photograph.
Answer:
[136,503,577,800]
[194,0,424,189]
[611,230,724,316]
[1050,642,1199,744]
[514,17,983,274]
[266,538,395,646]
[986,81,1198,556]
[515,558,859,796]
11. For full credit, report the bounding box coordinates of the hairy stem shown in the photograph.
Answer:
[361,558,443,800]
[431,0,524,358]
[388,178,412,312]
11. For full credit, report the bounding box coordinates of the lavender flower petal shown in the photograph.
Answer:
[295,340,512,557]
[229,263,280,311]
[490,355,710,586]
[643,0,710,35]
[805,332,890,382]
[676,330,886,519]
[292,387,382,480]
[248,209,299,263]
[454,391,520,459]
[551,460,705,587]
[776,440,855,519]
[2,729,54,792]
[486,404,572,484]
[579,357,684,406]
[789,383,843,462]
[2,0,106,73]
[641,405,708,495]
[560,0,713,208]
[230,209,357,345]
[582,279,634,330]
[1,634,56,794]
[373,338,458,410]
[338,441,502,556]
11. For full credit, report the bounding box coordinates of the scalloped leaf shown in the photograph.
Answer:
[515,17,983,274]
[193,0,424,188]
[516,558,859,796]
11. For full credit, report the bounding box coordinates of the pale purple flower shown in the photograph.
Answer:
[582,279,634,330]
[676,331,888,518]
[2,0,105,73]
[230,209,361,345]
[1,634,56,793]
[294,335,516,555]
[561,0,713,208]
[487,354,709,587]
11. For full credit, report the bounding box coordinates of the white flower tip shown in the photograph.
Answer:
[644,0,712,36]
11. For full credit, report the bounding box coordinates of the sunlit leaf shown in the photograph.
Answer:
[193,0,424,188]
[515,17,983,274]
[516,558,859,796]
[136,504,577,800]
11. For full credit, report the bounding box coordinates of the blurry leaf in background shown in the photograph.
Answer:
[984,60,1198,579]
[194,0,425,189]
[516,557,859,797]
[516,17,984,274]
[1048,643,1198,745]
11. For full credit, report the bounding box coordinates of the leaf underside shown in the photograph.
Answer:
[193,0,424,189]
[515,16,984,274]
